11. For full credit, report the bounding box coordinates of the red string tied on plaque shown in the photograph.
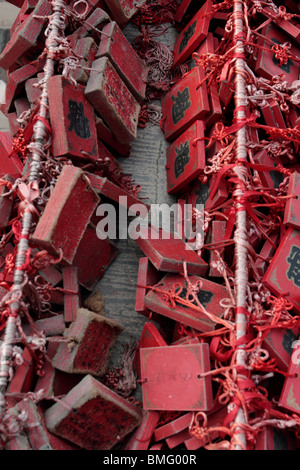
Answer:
[271,42,292,67]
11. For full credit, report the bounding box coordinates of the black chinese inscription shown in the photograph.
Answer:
[179,20,197,54]
[68,100,91,139]
[269,169,284,189]
[174,141,190,178]
[195,181,210,205]
[271,37,294,74]
[175,284,214,309]
[286,245,300,287]
[282,329,297,355]
[171,88,191,125]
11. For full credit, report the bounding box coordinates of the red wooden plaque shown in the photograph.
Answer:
[144,272,228,332]
[74,7,110,39]
[0,62,40,115]
[131,225,208,276]
[262,227,300,314]
[166,120,206,194]
[255,24,300,85]
[262,6,300,44]
[85,57,141,144]
[0,0,51,70]
[6,347,35,398]
[70,37,98,85]
[34,342,82,398]
[72,224,118,291]
[154,412,193,442]
[96,21,149,102]
[140,343,213,411]
[95,114,132,156]
[186,175,228,212]
[284,171,300,229]
[0,131,23,176]
[135,256,162,316]
[44,374,142,450]
[262,327,299,372]
[31,165,100,265]
[172,0,213,68]
[86,171,150,211]
[48,75,98,162]
[253,149,284,190]
[279,341,300,415]
[161,66,210,142]
[133,321,167,376]
[52,308,124,376]
[254,232,279,277]
[124,411,160,450]
[174,0,194,23]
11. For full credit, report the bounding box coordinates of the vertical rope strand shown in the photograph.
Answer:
[0,0,67,419]
[232,0,249,450]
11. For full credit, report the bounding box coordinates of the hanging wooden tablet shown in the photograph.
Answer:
[140,343,213,411]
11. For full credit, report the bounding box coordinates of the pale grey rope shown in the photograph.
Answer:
[0,0,68,419]
[231,0,250,451]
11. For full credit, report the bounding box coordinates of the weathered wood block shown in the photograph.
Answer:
[25,76,41,104]
[161,66,210,142]
[284,172,300,230]
[14,96,31,117]
[22,314,65,338]
[130,225,208,276]
[144,272,228,332]
[72,224,119,291]
[0,131,23,176]
[186,175,228,212]
[262,327,299,372]
[262,227,300,314]
[0,62,40,116]
[0,0,51,70]
[253,149,284,190]
[140,343,213,411]
[8,112,20,137]
[86,171,150,211]
[166,120,206,195]
[48,75,98,162]
[133,322,167,376]
[154,412,193,442]
[96,21,149,102]
[44,373,142,450]
[95,114,132,156]
[135,257,162,316]
[254,232,279,277]
[255,24,300,85]
[62,266,80,323]
[31,165,100,265]
[103,0,146,25]
[74,7,110,40]
[85,56,141,144]
[124,410,160,450]
[34,342,83,398]
[172,0,213,68]
[52,308,124,376]
[0,174,15,230]
[6,347,35,399]
[70,37,98,85]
